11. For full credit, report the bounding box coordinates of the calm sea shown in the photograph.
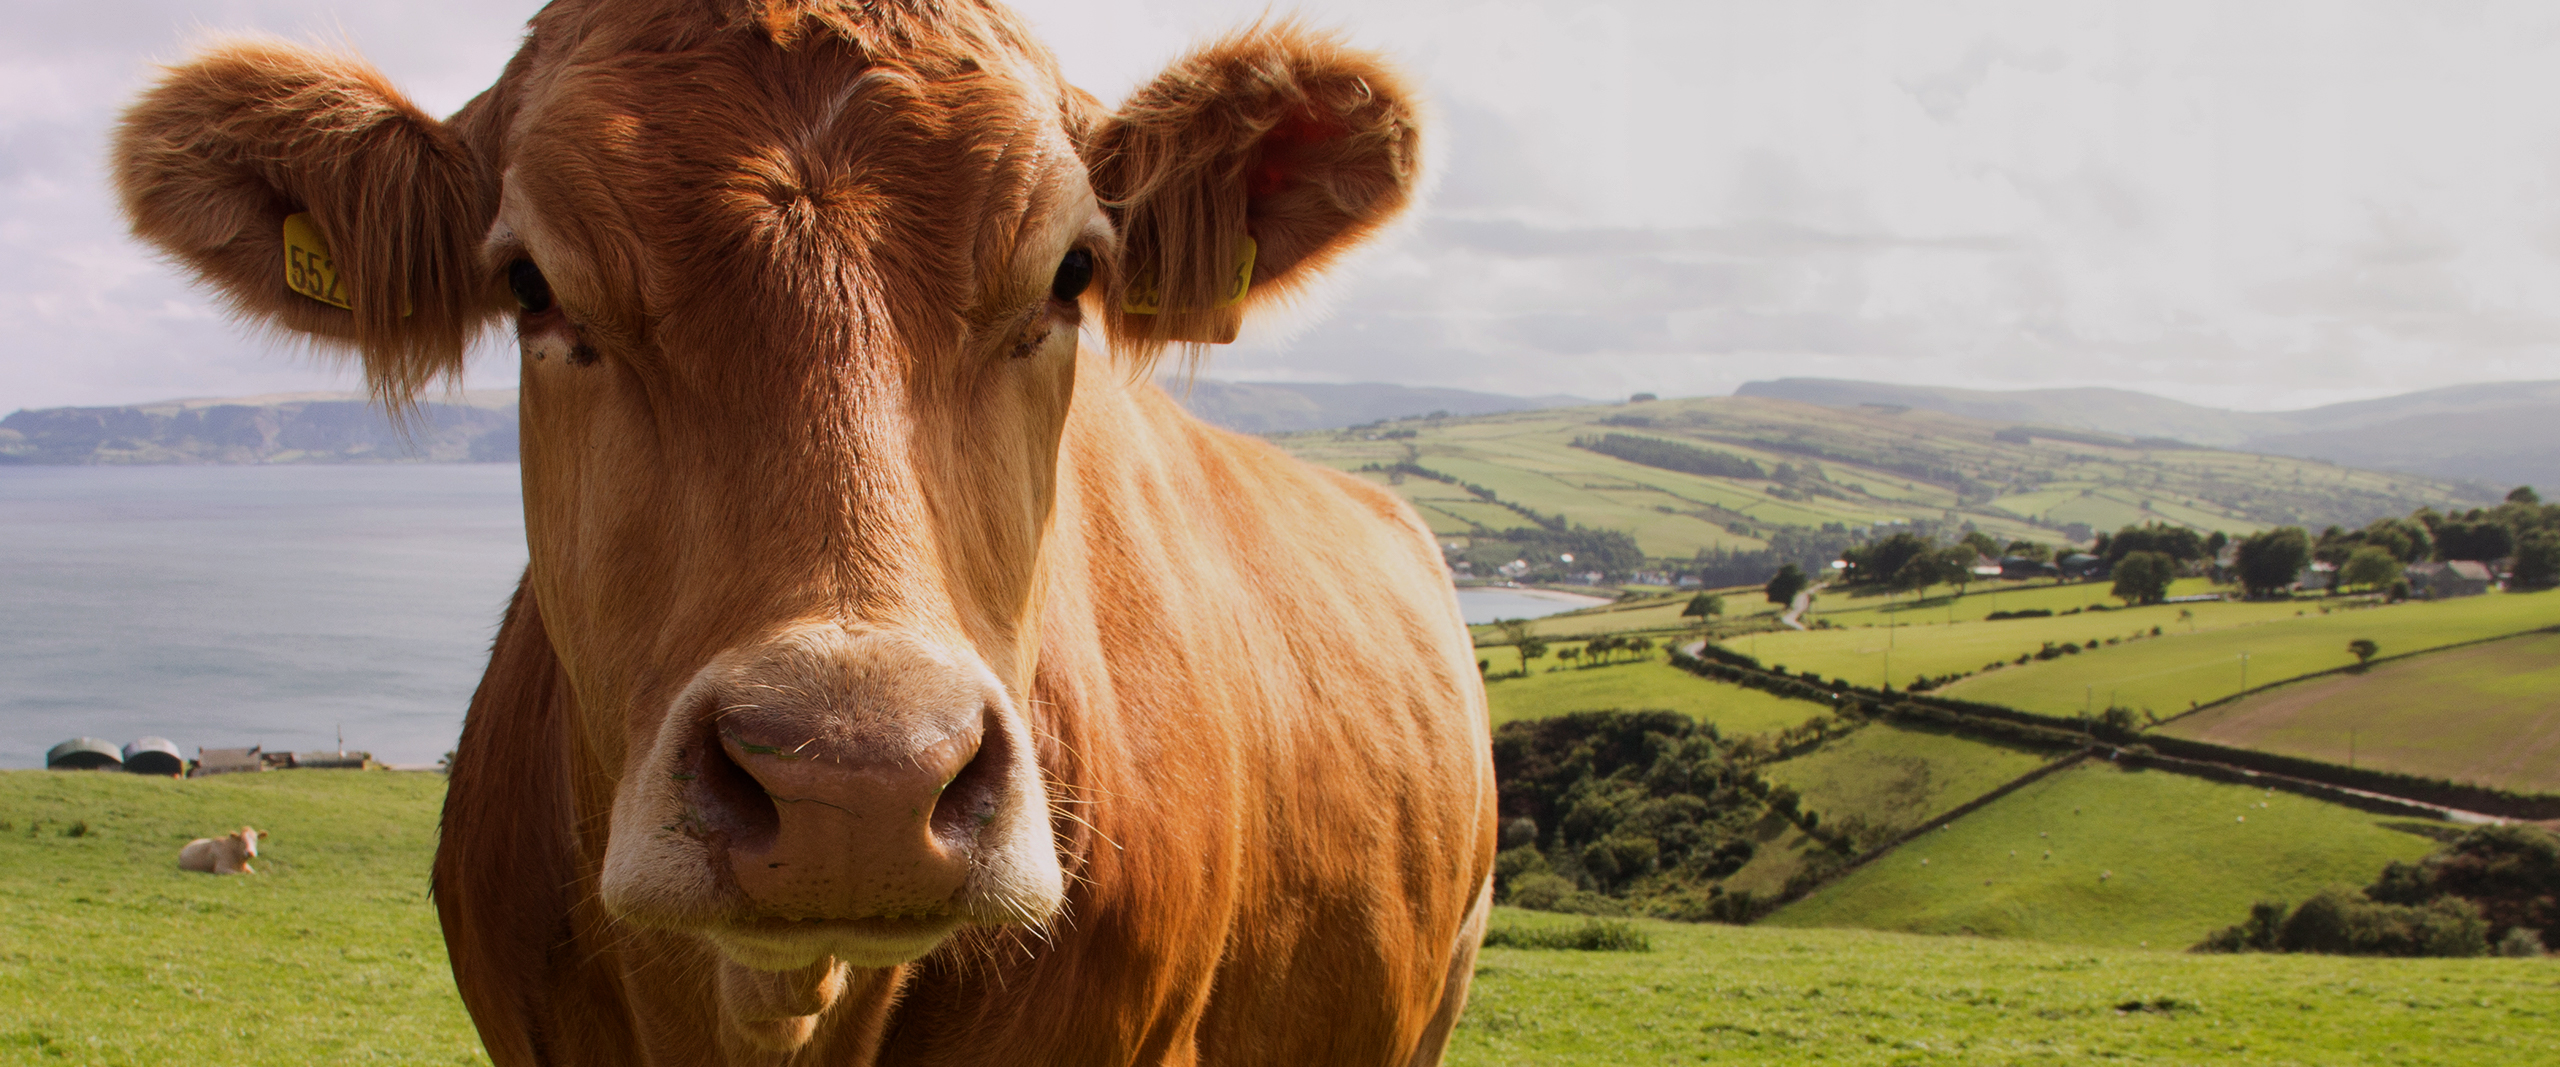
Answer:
[0,465,526,768]
[0,466,1599,769]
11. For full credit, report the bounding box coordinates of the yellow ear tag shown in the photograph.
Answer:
[282,213,351,310]
[1122,235,1256,315]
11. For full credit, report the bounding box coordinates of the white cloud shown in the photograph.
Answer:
[8,0,2560,411]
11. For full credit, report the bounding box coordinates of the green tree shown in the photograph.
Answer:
[1518,636,1548,673]
[2340,545,2403,592]
[2003,539,2050,562]
[1764,563,1808,605]
[1960,530,2002,558]
[2510,486,2542,505]
[1682,593,1725,622]
[2111,550,2174,605]
[2348,638,2380,667]
[2235,527,2312,598]
[1939,545,1982,596]
[2514,532,2560,591]
[1492,619,1534,674]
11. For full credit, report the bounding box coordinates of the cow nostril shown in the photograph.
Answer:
[928,707,1006,845]
[684,734,781,852]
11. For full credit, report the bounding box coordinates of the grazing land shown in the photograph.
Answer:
[1456,907,2555,1067]
[1947,590,2560,719]
[2160,632,2560,793]
[1721,725,2058,897]
[0,770,479,1065]
[1273,396,2480,560]
[1483,650,1834,735]
[1767,761,2445,950]
[1734,586,2560,711]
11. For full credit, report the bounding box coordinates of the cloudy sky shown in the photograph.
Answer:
[9,0,2560,412]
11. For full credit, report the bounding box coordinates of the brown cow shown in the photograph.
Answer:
[115,2,1495,1063]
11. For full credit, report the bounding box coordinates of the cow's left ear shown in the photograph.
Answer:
[1083,23,1422,351]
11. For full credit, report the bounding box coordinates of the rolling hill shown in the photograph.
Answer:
[1740,376,2560,492]
[1271,394,2491,564]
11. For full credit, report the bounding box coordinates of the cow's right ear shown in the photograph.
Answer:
[114,40,500,401]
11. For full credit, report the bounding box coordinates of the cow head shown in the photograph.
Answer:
[116,0,1417,1018]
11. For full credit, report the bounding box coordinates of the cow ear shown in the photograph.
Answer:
[1084,23,1422,354]
[114,40,500,403]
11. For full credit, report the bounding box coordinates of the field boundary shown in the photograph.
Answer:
[1757,749,2094,915]
[1668,641,2560,821]
[2145,623,2560,731]
[2112,748,2491,823]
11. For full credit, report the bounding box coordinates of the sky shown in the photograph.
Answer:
[9,0,2560,412]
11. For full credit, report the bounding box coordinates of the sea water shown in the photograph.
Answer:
[0,465,526,768]
[0,465,1603,769]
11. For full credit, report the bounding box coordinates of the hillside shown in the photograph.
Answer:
[1273,394,2489,568]
[1163,378,1584,433]
[2159,631,2560,792]
[0,391,517,465]
[1741,376,2560,492]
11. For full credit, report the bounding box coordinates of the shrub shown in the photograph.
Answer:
[1481,917,1652,952]
[2497,927,2547,958]
[1506,872,1576,910]
[2278,886,2487,957]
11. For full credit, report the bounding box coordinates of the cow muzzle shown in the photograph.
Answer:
[600,627,1065,971]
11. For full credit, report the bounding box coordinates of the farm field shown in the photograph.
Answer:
[1949,589,2560,719]
[0,770,479,1065]
[1738,586,2560,712]
[1767,761,2444,950]
[2160,631,2560,793]
[1483,649,1832,736]
[1455,907,2559,1066]
[1722,724,2057,897]
[1275,395,2480,561]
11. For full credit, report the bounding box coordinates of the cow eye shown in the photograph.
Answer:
[1050,249,1093,301]
[508,259,554,314]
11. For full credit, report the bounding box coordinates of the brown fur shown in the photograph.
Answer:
[117,2,1490,1064]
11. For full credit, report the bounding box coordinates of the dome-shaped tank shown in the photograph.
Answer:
[46,738,123,771]
[122,737,186,777]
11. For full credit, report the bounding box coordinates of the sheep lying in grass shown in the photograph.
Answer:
[177,826,264,875]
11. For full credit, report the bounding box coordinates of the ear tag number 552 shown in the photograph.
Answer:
[283,212,351,310]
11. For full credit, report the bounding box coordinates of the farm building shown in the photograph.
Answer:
[45,737,121,771]
[2406,560,2495,599]
[120,737,185,776]
[192,746,268,777]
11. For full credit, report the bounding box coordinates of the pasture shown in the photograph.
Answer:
[2160,631,2560,793]
[1738,586,2560,712]
[1722,724,2057,897]
[1949,589,2560,719]
[1767,761,2445,950]
[1483,649,1833,735]
[0,770,479,1065]
[1456,907,2555,1066]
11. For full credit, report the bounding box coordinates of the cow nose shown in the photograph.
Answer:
[707,711,989,920]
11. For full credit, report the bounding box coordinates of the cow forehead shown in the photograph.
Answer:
[495,3,1087,337]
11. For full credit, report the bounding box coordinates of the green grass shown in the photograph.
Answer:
[2161,631,2560,792]
[1280,396,2483,562]
[1483,650,1835,736]
[0,770,481,1065]
[1454,907,2559,1066]
[1952,589,2560,719]
[1736,586,2560,713]
[1723,724,2058,897]
[1767,761,2443,950]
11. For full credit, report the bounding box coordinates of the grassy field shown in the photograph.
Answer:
[1767,761,2445,950]
[1455,907,2559,1066]
[1722,724,2058,896]
[1275,395,2480,560]
[1952,589,2560,719]
[0,770,479,1065]
[2160,631,2560,792]
[1484,648,1834,736]
[1735,586,2560,714]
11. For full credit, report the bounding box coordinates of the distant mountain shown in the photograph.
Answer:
[0,390,518,465]
[1164,379,1587,434]
[1737,377,2560,493]
[0,380,1577,464]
